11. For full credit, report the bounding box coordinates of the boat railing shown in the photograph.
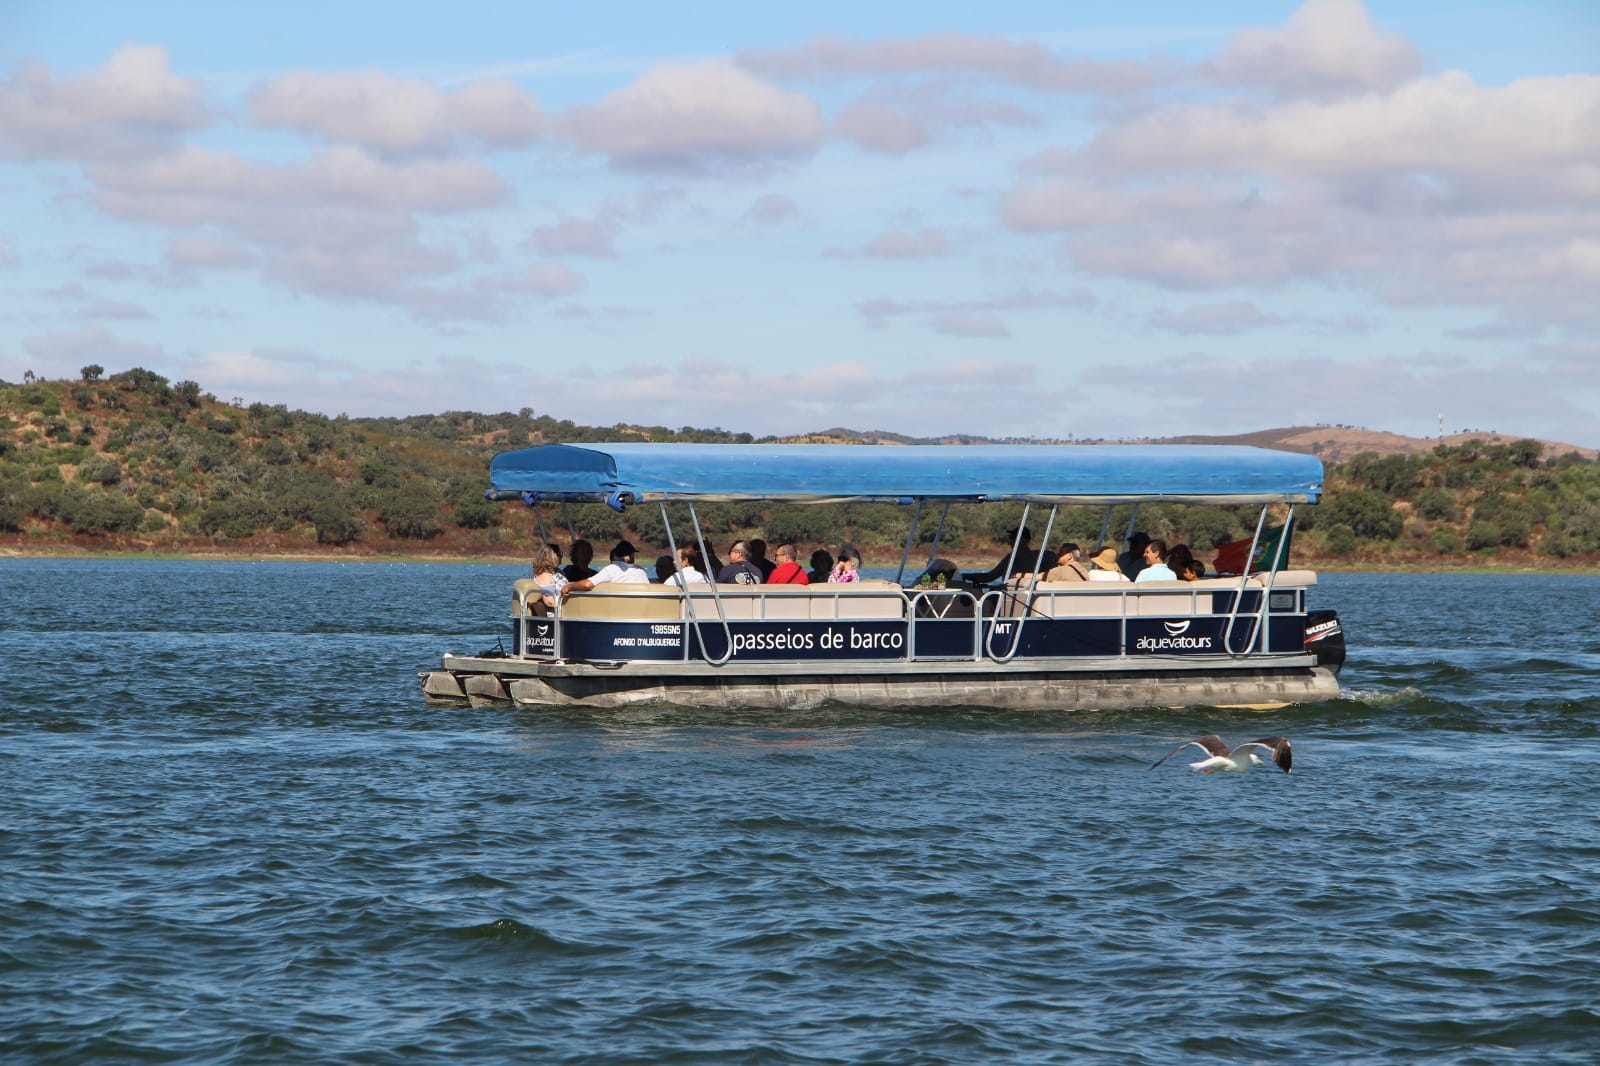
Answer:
[511,572,1313,665]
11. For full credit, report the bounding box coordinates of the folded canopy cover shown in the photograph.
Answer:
[487,443,1323,505]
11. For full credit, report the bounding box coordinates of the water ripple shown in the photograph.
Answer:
[3,564,1598,1061]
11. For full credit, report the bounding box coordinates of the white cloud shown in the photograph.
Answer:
[501,355,1084,438]
[496,264,586,298]
[1447,319,1547,341]
[1063,347,1599,446]
[738,33,1160,95]
[561,61,824,173]
[523,216,617,258]
[165,234,257,272]
[93,145,509,215]
[858,288,1096,331]
[1003,60,1600,320]
[833,82,1039,154]
[13,325,165,382]
[1079,72,1600,182]
[740,193,801,227]
[931,312,1010,338]
[1206,0,1423,99]
[853,227,951,259]
[78,145,515,316]
[249,70,542,154]
[1148,301,1289,336]
[0,44,210,162]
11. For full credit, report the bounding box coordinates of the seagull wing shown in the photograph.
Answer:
[1240,736,1292,773]
[1150,734,1228,769]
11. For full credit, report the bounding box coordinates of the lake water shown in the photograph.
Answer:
[3,560,1598,1063]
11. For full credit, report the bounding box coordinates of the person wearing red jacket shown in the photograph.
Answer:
[765,543,810,584]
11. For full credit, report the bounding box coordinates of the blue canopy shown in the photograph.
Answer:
[487,443,1322,504]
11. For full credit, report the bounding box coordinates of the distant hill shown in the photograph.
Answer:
[2,368,1596,566]
[811,422,1599,465]
[1159,426,1596,465]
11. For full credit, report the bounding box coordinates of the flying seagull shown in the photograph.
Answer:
[1151,734,1293,774]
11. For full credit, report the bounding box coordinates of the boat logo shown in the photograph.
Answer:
[1163,620,1192,637]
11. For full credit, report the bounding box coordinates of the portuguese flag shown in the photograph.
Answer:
[1213,521,1293,576]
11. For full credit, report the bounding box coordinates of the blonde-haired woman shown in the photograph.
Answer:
[531,544,569,609]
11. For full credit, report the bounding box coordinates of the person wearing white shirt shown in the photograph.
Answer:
[561,540,650,599]
[1134,539,1177,582]
[663,546,709,588]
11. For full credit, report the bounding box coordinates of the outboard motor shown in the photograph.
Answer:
[1303,610,1346,675]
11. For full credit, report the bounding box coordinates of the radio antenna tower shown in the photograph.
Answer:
[1437,413,1445,440]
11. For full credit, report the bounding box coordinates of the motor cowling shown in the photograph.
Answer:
[1303,609,1345,675]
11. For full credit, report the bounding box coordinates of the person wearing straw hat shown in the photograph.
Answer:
[1087,547,1131,582]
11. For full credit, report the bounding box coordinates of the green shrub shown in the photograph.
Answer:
[1175,506,1246,549]
[1323,488,1401,540]
[1343,452,1427,496]
[1465,522,1500,551]
[61,489,143,534]
[1415,487,1460,521]
[1538,531,1575,558]
[379,495,442,539]
[1324,524,1357,554]
[360,459,399,487]
[1427,529,1462,554]
[311,499,366,544]
[198,499,270,539]
[110,367,170,396]
[453,494,498,530]
[77,455,122,486]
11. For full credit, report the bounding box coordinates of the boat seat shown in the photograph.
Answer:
[558,584,683,621]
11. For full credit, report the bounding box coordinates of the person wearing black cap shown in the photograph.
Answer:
[1119,532,1151,580]
[561,539,649,598]
[964,526,1047,585]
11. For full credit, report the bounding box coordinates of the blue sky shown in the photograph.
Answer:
[2,1,1596,444]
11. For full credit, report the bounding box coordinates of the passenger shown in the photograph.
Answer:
[664,546,709,588]
[1119,532,1150,580]
[654,554,675,583]
[1185,558,1207,581]
[717,540,764,585]
[808,548,834,585]
[766,543,810,585]
[1135,538,1177,582]
[965,526,1046,585]
[828,544,862,583]
[1045,542,1089,582]
[1087,547,1130,582]
[1166,544,1195,582]
[748,538,777,582]
[560,540,649,598]
[563,539,598,582]
[530,544,568,610]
